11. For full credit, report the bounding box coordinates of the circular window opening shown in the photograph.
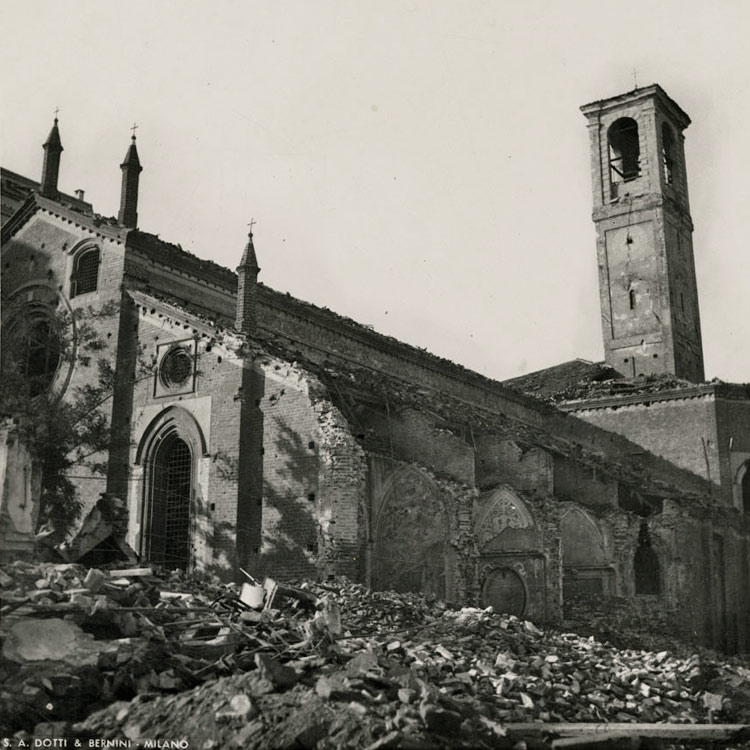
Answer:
[160,347,193,389]
[481,567,526,617]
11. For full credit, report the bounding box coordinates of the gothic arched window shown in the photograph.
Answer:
[742,465,750,515]
[71,248,100,297]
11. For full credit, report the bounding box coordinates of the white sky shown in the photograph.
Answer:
[2,1,748,383]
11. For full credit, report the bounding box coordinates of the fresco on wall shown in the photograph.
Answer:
[373,467,450,599]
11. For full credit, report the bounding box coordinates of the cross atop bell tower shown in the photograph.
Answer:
[581,84,704,382]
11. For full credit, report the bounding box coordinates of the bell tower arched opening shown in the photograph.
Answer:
[608,117,640,195]
[662,122,676,186]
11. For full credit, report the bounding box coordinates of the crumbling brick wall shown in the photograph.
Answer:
[253,358,346,581]
[475,437,553,495]
[557,497,750,654]
[311,396,367,581]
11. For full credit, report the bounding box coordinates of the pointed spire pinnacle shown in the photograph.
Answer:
[238,223,260,272]
[118,124,143,228]
[236,223,261,335]
[121,126,142,171]
[44,116,63,150]
[40,112,64,198]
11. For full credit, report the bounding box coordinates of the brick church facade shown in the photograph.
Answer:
[2,85,749,652]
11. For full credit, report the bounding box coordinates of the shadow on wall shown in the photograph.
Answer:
[203,452,250,579]
[256,415,319,579]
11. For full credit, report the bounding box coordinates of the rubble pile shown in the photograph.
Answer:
[1,563,749,749]
[562,592,684,654]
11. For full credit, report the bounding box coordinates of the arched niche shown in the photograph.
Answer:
[560,507,613,597]
[476,487,537,552]
[560,507,607,566]
[634,542,661,595]
[372,466,451,599]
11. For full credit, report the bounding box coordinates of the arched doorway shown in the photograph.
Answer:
[476,488,543,620]
[146,435,193,569]
[482,566,526,617]
[137,407,207,571]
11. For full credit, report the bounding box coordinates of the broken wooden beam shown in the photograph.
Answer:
[506,723,750,743]
[552,734,640,749]
[108,567,153,577]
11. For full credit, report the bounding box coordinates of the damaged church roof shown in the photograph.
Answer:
[503,359,619,400]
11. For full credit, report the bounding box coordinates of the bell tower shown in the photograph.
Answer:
[581,85,704,382]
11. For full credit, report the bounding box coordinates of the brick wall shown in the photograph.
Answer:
[127,303,245,574]
[553,455,619,508]
[715,394,750,508]
[252,358,326,580]
[568,394,722,496]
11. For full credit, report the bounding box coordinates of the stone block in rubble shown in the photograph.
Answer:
[83,568,107,593]
[316,673,361,701]
[156,670,184,691]
[418,702,462,735]
[215,693,256,723]
[240,671,275,697]
[70,592,94,609]
[254,652,298,690]
[239,609,263,624]
[3,617,110,665]
[399,687,418,704]
[346,650,379,677]
[274,705,332,750]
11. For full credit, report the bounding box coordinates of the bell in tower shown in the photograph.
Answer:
[581,85,704,383]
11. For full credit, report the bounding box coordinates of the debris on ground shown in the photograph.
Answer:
[1,561,749,749]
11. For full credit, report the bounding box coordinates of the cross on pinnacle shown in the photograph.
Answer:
[131,122,139,139]
[54,107,60,122]
[633,68,638,89]
[248,218,256,236]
